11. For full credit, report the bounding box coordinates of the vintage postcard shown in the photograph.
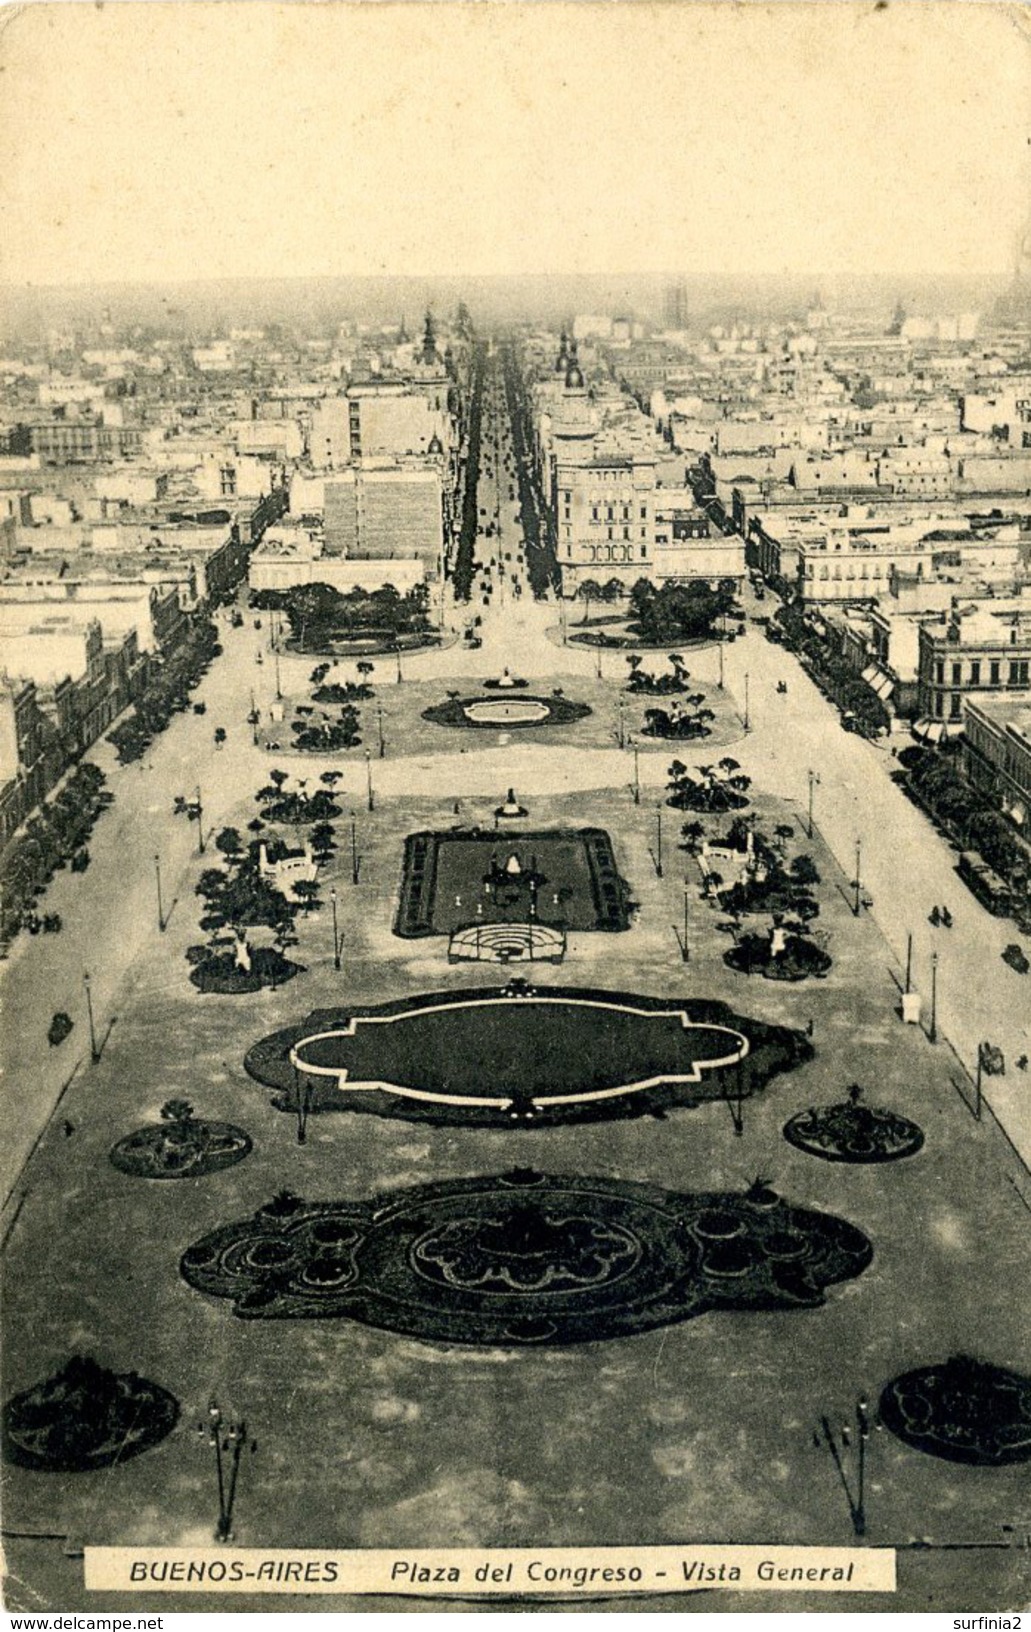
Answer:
[0,1,1029,1617]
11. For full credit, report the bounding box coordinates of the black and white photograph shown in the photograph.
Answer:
[0,1,1029,1617]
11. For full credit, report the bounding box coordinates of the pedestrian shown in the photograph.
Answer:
[61,1119,75,1138]
[805,1017,814,1037]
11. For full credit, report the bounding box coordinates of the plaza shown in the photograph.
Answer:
[1,339,1030,1618]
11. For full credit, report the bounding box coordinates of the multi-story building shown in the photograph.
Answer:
[916,597,1031,721]
[963,696,1031,829]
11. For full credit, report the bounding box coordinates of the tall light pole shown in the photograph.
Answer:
[195,786,205,854]
[717,638,724,690]
[200,1401,256,1544]
[350,811,359,886]
[617,695,625,749]
[807,769,820,839]
[681,878,690,962]
[365,747,374,812]
[853,837,862,917]
[929,950,939,1044]
[743,672,750,732]
[377,700,385,759]
[154,853,165,933]
[631,740,640,805]
[274,648,282,702]
[83,969,99,1063]
[395,644,403,684]
[655,802,664,878]
[904,930,913,995]
[330,887,341,971]
[814,1396,872,1540]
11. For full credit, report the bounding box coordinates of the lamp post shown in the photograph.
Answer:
[199,1401,256,1544]
[249,688,259,745]
[274,648,282,702]
[154,853,165,933]
[929,950,939,1044]
[395,644,403,684]
[195,786,205,854]
[377,701,385,759]
[807,769,820,839]
[350,811,359,886]
[330,887,341,971]
[83,969,100,1063]
[632,740,640,805]
[853,837,862,918]
[904,930,913,995]
[743,672,750,732]
[814,1396,872,1540]
[365,748,374,812]
[617,695,625,749]
[655,802,664,878]
[681,878,690,962]
[717,638,724,690]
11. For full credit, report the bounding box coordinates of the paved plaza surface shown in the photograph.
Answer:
[2,372,1030,1614]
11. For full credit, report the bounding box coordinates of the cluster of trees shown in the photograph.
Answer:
[451,341,487,601]
[641,699,715,741]
[0,763,111,946]
[626,653,700,696]
[690,816,822,922]
[574,579,626,623]
[906,749,1028,885]
[256,767,342,826]
[310,659,375,704]
[775,604,890,735]
[251,584,430,650]
[667,757,751,812]
[290,706,361,753]
[107,618,223,764]
[628,580,739,645]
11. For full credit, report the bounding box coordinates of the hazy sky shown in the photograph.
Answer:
[1,2,1028,287]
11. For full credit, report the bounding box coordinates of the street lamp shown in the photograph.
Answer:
[350,811,360,886]
[83,969,100,1064]
[330,887,341,971]
[654,802,664,878]
[617,695,626,750]
[717,638,724,690]
[377,701,385,759]
[853,837,863,918]
[365,748,374,812]
[154,853,165,933]
[807,769,820,839]
[195,786,205,854]
[813,1396,873,1540]
[274,648,282,702]
[929,950,939,1044]
[743,672,750,732]
[395,644,403,684]
[680,878,690,962]
[198,1401,256,1544]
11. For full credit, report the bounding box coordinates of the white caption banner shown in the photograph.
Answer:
[85,1545,896,1596]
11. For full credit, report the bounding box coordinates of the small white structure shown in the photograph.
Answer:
[258,841,318,902]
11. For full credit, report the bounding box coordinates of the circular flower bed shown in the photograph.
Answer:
[422,694,592,731]
[3,1358,179,1472]
[879,1356,1031,1465]
[110,1118,252,1180]
[189,947,302,995]
[784,1097,924,1163]
[724,932,831,982]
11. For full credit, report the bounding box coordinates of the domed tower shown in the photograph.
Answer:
[564,337,585,392]
[427,431,444,456]
[421,310,439,367]
[555,330,571,372]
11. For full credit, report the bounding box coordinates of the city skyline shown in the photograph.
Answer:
[1,1,1028,289]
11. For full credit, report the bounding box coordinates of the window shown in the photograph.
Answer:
[622,527,630,540]
[640,527,647,539]
[935,661,945,685]
[970,660,981,685]
[607,527,613,540]
[606,506,614,521]
[592,506,599,521]
[951,662,961,686]
[641,545,647,559]
[640,506,647,520]
[950,693,962,719]
[990,660,1000,683]
[934,692,943,717]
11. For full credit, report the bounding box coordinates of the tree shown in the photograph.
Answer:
[356,660,375,687]
[214,827,244,864]
[681,820,706,853]
[161,1099,195,1124]
[293,879,320,916]
[577,578,603,624]
[213,727,227,749]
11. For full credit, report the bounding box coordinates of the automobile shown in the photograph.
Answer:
[193,702,207,715]
[1002,943,1030,975]
[841,711,859,733]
